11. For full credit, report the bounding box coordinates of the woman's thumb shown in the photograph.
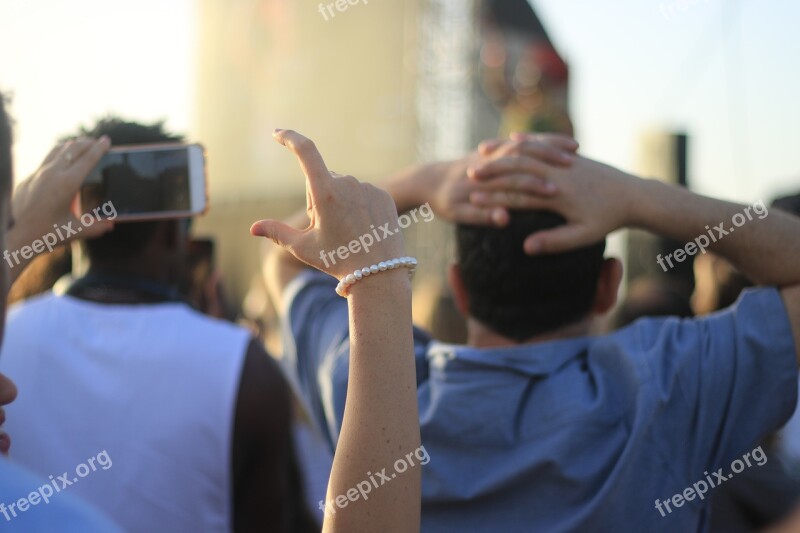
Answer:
[250,219,298,248]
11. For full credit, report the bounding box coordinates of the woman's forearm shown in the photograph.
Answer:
[323,271,420,532]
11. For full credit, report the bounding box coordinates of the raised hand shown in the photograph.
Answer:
[253,130,422,532]
[469,150,641,254]
[11,137,115,244]
[7,137,115,282]
[250,130,405,279]
[396,132,578,229]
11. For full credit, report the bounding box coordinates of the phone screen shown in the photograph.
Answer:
[81,147,192,217]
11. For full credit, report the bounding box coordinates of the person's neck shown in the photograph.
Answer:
[465,317,592,349]
[85,264,170,284]
[74,265,177,305]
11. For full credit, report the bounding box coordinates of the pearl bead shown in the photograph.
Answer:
[334,257,418,298]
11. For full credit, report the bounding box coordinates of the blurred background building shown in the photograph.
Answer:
[194,0,421,308]
[2,0,798,336]
[194,0,579,338]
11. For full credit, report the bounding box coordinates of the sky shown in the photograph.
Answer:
[533,0,800,203]
[0,0,196,182]
[1,0,798,203]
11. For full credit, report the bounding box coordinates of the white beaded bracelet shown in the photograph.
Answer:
[335,256,418,297]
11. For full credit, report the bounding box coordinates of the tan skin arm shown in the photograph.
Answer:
[251,130,420,532]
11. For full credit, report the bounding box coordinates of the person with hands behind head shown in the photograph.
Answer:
[469,136,800,293]
[251,129,421,533]
[466,135,800,528]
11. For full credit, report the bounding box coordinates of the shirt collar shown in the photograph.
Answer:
[427,335,592,377]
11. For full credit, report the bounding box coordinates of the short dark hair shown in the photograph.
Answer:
[74,117,184,261]
[0,95,12,194]
[456,211,606,342]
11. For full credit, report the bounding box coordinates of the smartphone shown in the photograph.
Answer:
[81,143,208,221]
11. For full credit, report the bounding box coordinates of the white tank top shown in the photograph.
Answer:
[0,292,250,532]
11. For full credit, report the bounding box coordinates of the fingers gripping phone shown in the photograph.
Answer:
[81,143,208,221]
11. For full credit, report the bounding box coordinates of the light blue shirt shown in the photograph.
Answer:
[282,270,797,532]
[0,457,120,532]
[777,379,800,470]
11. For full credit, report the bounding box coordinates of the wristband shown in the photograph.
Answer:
[335,257,418,297]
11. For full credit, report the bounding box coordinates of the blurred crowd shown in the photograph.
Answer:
[0,101,798,533]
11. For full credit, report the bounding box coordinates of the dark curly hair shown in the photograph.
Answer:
[456,210,606,342]
[71,117,185,261]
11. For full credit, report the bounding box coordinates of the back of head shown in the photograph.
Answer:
[75,118,184,264]
[456,210,606,342]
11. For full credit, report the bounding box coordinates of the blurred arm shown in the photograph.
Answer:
[263,210,312,313]
[232,340,316,532]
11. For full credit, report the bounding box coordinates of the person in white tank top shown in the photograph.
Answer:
[0,110,424,532]
[0,118,316,533]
